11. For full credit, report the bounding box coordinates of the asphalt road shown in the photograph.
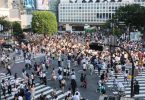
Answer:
[0,54,111,100]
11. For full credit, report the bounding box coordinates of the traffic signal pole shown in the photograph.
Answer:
[89,43,135,98]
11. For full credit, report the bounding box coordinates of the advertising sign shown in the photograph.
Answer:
[36,0,50,10]
[130,31,141,41]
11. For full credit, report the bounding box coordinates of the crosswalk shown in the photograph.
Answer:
[14,53,45,63]
[94,68,145,99]
[0,73,68,100]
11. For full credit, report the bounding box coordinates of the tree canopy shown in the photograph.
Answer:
[113,4,145,28]
[12,21,23,35]
[0,16,11,32]
[31,11,58,35]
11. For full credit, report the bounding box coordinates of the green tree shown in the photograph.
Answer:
[31,11,58,35]
[12,21,24,40]
[12,21,23,35]
[113,4,145,30]
[0,16,11,32]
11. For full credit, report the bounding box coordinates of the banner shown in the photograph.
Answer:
[36,0,49,10]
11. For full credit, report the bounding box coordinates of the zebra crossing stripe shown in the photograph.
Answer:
[35,86,51,95]
[57,92,68,99]
[105,72,145,99]
[35,89,53,99]
[15,54,45,63]
[126,94,145,98]
[46,90,62,99]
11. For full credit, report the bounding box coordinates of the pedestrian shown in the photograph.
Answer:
[31,72,35,84]
[6,64,11,75]
[72,92,80,100]
[82,62,87,74]
[71,79,77,95]
[22,69,26,79]
[58,74,63,88]
[15,73,18,79]
[42,72,47,85]
[61,78,66,93]
[25,89,31,100]
[40,70,43,84]
[42,62,46,72]
[58,67,62,75]
[83,74,87,88]
[63,67,67,79]
[34,62,37,71]
[30,84,35,100]
[66,67,70,79]
[100,71,105,83]
[39,92,44,100]
[88,63,94,75]
[1,79,6,97]
[134,80,140,94]
[7,78,12,95]
[100,83,106,95]
[124,70,128,84]
[80,73,84,87]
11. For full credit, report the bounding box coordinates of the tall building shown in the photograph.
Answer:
[58,0,145,31]
[0,0,35,29]
[0,0,51,29]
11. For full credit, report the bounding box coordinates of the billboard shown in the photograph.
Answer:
[24,0,35,9]
[130,31,141,41]
[36,0,50,10]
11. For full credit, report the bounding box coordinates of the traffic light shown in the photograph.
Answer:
[89,43,103,51]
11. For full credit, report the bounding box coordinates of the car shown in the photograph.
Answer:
[19,39,30,45]
[1,43,13,48]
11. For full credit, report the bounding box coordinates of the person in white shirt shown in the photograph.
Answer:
[18,95,23,100]
[71,73,76,80]
[58,74,63,88]
[72,92,80,100]
[31,72,34,84]
[83,62,86,73]
[88,63,94,75]
[42,72,47,85]
[113,76,118,88]
[42,63,46,72]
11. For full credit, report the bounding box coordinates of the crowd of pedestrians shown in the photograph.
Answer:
[1,32,145,99]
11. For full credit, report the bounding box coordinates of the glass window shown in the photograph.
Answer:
[103,13,105,18]
[100,13,102,19]
[97,13,99,18]
[106,13,108,19]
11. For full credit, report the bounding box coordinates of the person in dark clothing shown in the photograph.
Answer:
[14,73,18,79]
[6,65,11,75]
[134,80,140,94]
[100,71,105,82]
[7,78,12,95]
[34,62,37,71]
[80,73,84,87]
[1,79,6,97]
[39,92,43,100]
[71,79,77,95]
[25,89,31,100]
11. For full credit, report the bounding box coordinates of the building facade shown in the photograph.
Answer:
[0,0,51,29]
[58,0,145,31]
